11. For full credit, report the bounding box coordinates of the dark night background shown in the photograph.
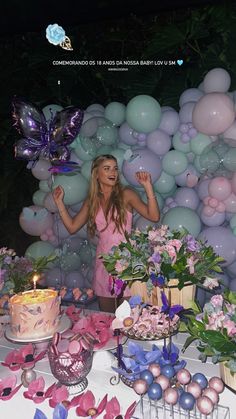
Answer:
[0,0,235,254]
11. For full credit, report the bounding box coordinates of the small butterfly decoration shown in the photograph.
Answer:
[160,291,183,320]
[48,160,81,174]
[46,23,73,51]
[12,96,84,163]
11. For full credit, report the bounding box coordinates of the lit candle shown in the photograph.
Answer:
[32,274,39,292]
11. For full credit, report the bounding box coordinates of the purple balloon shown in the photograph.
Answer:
[198,226,236,266]
[175,187,199,210]
[122,148,162,186]
[175,164,199,187]
[226,260,236,278]
[65,271,85,288]
[13,97,84,162]
[119,122,137,145]
[200,209,226,227]
[229,278,236,291]
[195,178,211,200]
[146,129,171,156]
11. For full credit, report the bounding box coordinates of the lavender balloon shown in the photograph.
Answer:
[13,96,84,162]
[122,148,162,186]
[198,226,236,266]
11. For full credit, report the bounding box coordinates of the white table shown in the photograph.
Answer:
[0,317,234,418]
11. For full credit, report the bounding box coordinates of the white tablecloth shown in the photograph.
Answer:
[0,314,234,418]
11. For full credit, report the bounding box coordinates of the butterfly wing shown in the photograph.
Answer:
[51,107,84,146]
[12,97,47,142]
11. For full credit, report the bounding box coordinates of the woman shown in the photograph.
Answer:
[53,154,160,312]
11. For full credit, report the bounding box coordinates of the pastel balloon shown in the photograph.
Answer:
[25,241,55,259]
[175,187,199,210]
[164,388,178,405]
[202,205,215,216]
[60,252,81,272]
[179,88,203,107]
[96,145,113,156]
[223,121,236,142]
[53,217,71,239]
[198,149,220,174]
[176,369,191,385]
[229,278,236,291]
[148,363,161,378]
[119,122,137,145]
[81,160,93,180]
[196,178,211,200]
[74,135,97,161]
[65,271,85,288]
[31,159,51,180]
[155,375,170,390]
[45,267,65,288]
[154,171,176,194]
[104,101,126,126]
[133,379,148,395]
[223,148,236,171]
[162,207,201,237]
[201,209,225,226]
[86,103,105,113]
[203,68,231,93]
[190,133,212,155]
[122,148,162,186]
[197,396,214,415]
[146,129,171,155]
[198,226,236,266]
[134,215,158,231]
[179,101,196,123]
[162,150,188,175]
[158,109,180,135]
[126,95,161,133]
[79,241,92,264]
[208,177,232,200]
[110,148,126,169]
[175,165,199,187]
[63,236,84,252]
[52,173,88,205]
[19,206,53,236]
[172,132,191,153]
[97,123,118,145]
[39,180,51,192]
[32,190,46,206]
[203,388,219,404]
[192,93,235,135]
[224,193,236,213]
[80,116,99,137]
[44,192,58,212]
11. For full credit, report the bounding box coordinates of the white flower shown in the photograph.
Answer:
[203,277,219,290]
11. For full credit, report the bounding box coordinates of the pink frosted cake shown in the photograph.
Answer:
[9,289,61,339]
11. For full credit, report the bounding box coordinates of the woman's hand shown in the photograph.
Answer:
[135,171,152,187]
[52,185,64,206]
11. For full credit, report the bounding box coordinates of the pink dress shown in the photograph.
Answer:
[92,207,132,298]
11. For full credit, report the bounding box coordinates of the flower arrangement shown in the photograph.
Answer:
[101,225,224,296]
[0,247,57,295]
[183,289,236,375]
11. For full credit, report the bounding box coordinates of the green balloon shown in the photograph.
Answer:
[81,160,93,180]
[96,145,113,156]
[190,133,212,155]
[126,95,161,133]
[162,150,188,175]
[172,132,191,153]
[154,171,176,194]
[109,148,126,169]
[104,102,126,126]
[141,191,164,210]
[223,148,236,171]
[25,241,55,259]
[162,206,201,237]
[60,252,81,272]
[198,150,220,173]
[32,190,46,206]
[161,184,177,199]
[53,173,88,205]
[74,135,97,161]
[97,124,118,145]
[39,180,51,192]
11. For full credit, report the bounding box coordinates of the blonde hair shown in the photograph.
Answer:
[87,155,127,236]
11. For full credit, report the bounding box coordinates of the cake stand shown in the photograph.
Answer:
[4,314,72,353]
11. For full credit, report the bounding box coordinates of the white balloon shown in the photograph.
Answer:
[203,68,231,93]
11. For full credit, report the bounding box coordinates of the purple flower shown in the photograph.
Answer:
[150,252,161,263]
[184,234,201,252]
[150,273,165,287]
[114,279,126,297]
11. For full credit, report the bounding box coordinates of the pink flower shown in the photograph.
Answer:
[115,260,126,273]
[104,397,136,419]
[0,375,22,400]
[49,385,69,408]
[23,377,56,403]
[222,319,236,337]
[206,311,225,330]
[164,244,177,264]
[203,277,219,290]
[186,256,198,274]
[75,390,107,417]
[65,305,81,323]
[211,294,223,308]
[2,343,46,371]
[168,239,182,252]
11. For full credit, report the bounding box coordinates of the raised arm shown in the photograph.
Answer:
[124,172,160,222]
[52,186,89,234]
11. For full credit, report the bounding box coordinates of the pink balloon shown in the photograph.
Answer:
[192,93,235,135]
[231,172,236,194]
[202,205,215,216]
[19,206,53,236]
[224,193,236,213]
[208,177,232,200]
[208,198,218,208]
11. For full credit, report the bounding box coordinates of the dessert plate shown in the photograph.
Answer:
[4,314,72,344]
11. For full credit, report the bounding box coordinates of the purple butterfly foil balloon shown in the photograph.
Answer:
[12,97,84,162]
